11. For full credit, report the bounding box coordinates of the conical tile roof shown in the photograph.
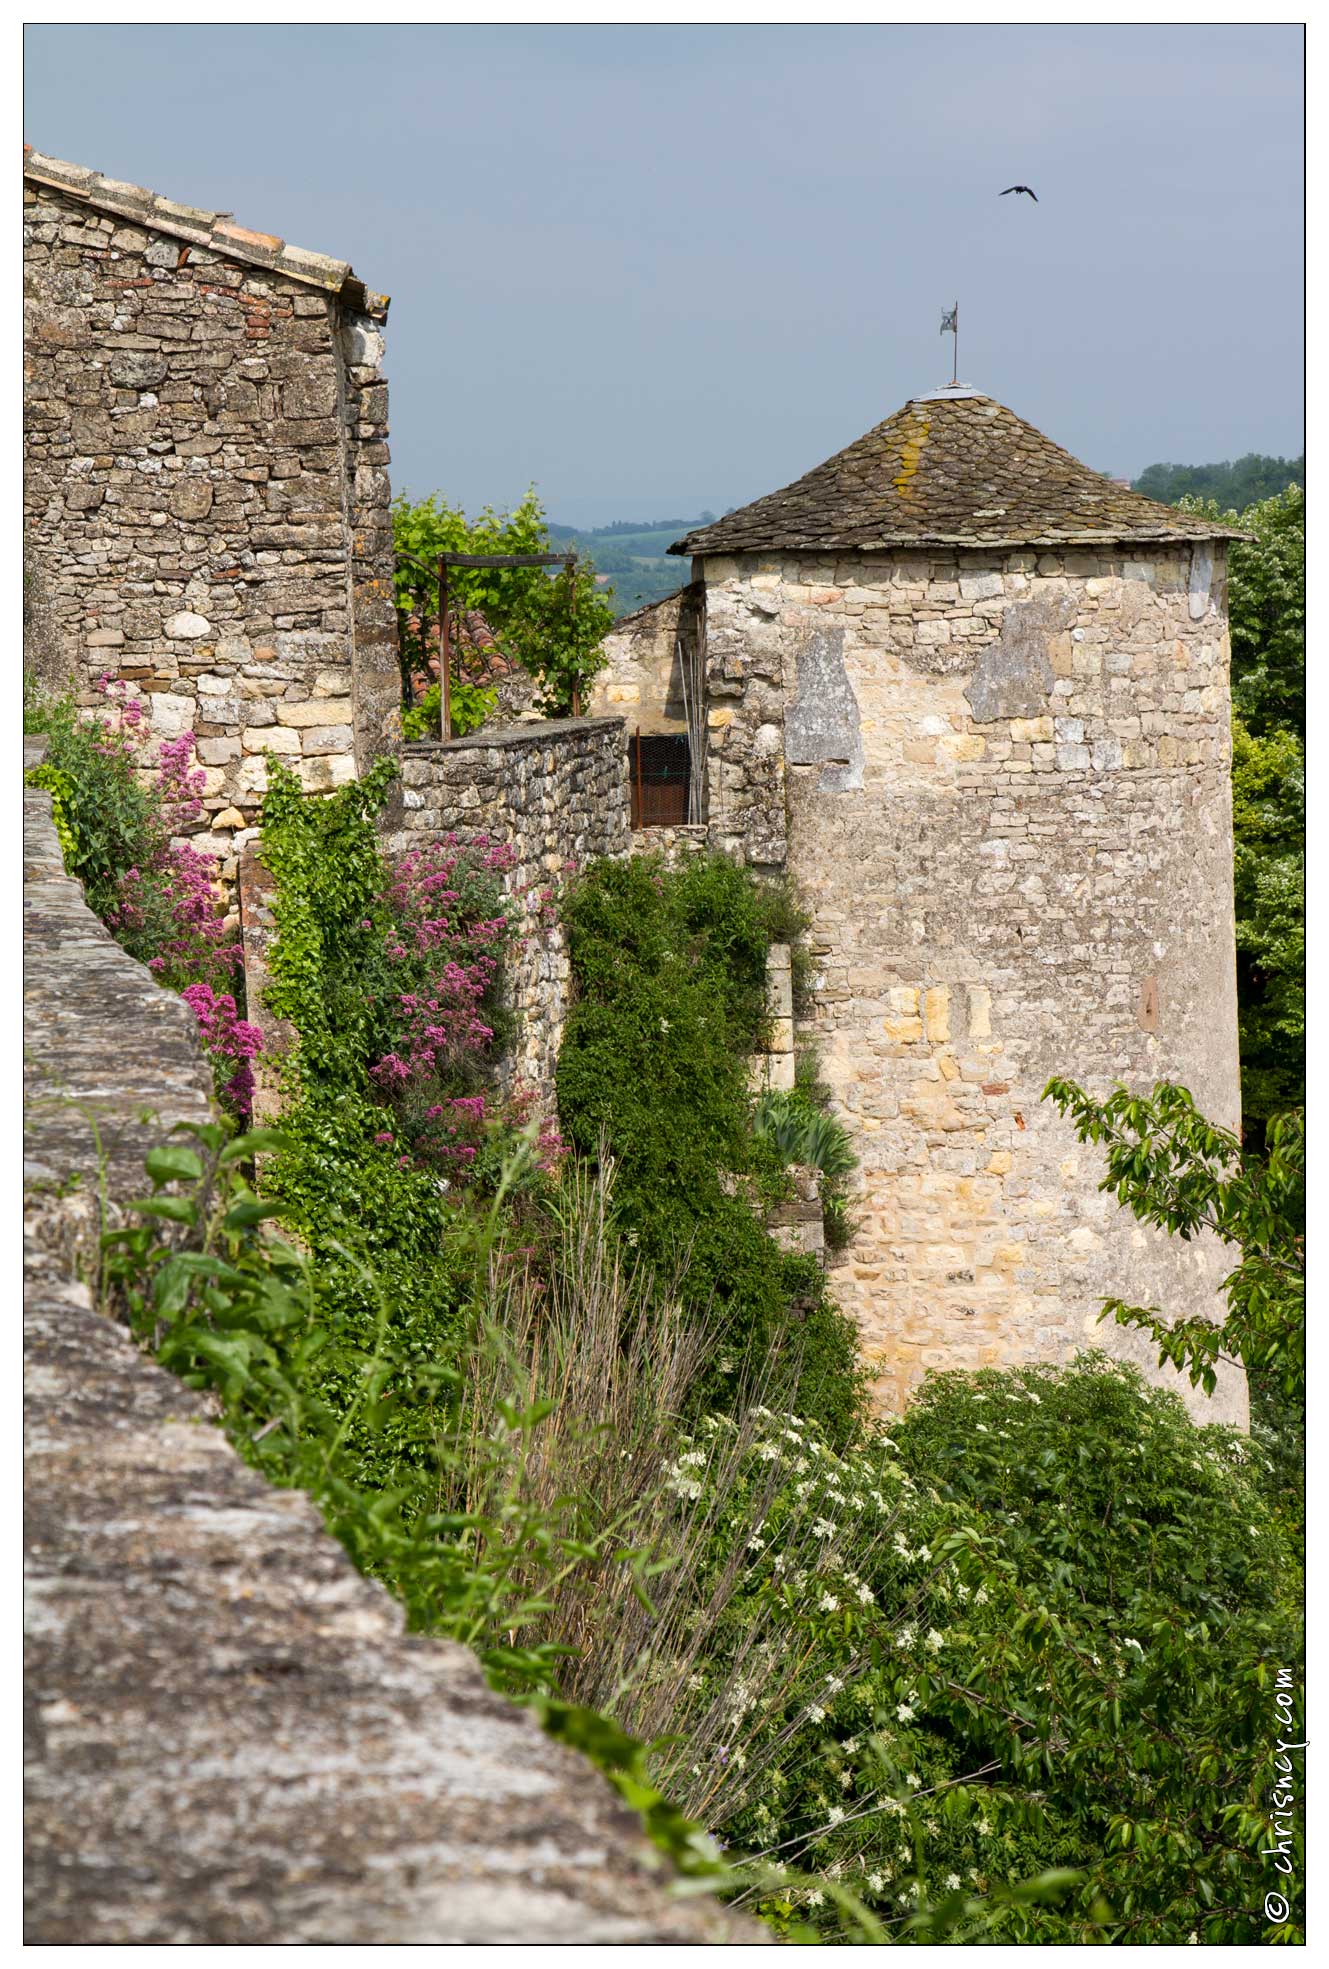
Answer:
[670,388,1246,557]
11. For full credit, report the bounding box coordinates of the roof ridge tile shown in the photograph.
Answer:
[23,147,388,320]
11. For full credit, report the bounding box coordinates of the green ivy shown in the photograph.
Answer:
[556,851,865,1443]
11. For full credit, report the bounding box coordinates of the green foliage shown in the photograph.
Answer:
[753,1085,860,1254]
[754,1088,858,1184]
[253,755,529,1406]
[1224,487,1305,742]
[259,755,403,1093]
[400,677,497,741]
[392,488,614,715]
[1231,717,1304,1121]
[1043,1080,1304,1405]
[24,759,81,867]
[1168,487,1304,1127]
[24,685,172,932]
[554,1352,1300,1942]
[1135,453,1303,512]
[891,1357,1303,1943]
[556,852,865,1442]
[1175,485,1304,744]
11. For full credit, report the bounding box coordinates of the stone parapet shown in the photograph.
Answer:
[23,735,215,1267]
[22,727,759,1948]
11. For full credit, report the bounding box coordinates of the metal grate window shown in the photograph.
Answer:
[630,732,691,828]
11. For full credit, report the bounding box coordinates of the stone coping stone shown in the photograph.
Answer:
[402,714,625,754]
[22,756,760,1946]
[23,736,215,1216]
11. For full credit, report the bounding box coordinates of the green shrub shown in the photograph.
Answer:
[24,683,173,931]
[401,677,497,740]
[556,852,864,1443]
[889,1355,1303,1942]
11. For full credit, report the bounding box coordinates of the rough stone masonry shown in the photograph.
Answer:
[22,148,400,892]
[383,717,631,1096]
[601,386,1250,1425]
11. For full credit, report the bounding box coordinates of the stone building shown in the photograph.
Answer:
[592,384,1248,1424]
[22,146,1248,1426]
[23,148,399,866]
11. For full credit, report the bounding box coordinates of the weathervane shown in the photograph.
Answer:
[940,302,958,386]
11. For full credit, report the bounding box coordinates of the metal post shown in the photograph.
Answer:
[567,554,581,717]
[437,556,452,740]
[952,300,958,386]
[397,605,413,708]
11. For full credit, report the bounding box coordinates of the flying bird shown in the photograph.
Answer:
[1000,184,1038,201]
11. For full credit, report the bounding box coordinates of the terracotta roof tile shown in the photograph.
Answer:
[23,148,388,321]
[671,388,1246,555]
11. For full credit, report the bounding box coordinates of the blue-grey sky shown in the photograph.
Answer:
[25,23,1303,527]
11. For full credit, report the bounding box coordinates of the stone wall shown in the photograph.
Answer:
[22,153,398,885]
[385,718,631,1094]
[696,546,1246,1426]
[587,584,701,733]
[23,737,758,1948]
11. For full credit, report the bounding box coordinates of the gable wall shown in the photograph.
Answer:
[23,176,397,875]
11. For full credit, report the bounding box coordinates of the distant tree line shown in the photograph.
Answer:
[1134,453,1303,510]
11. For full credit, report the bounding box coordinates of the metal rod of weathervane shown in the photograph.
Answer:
[940,302,959,385]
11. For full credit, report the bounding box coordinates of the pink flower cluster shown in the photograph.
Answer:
[91,677,259,1121]
[367,836,524,1175]
[181,983,264,1123]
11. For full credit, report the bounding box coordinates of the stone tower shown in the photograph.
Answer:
[597,384,1248,1425]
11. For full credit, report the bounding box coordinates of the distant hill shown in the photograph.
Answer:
[1132,454,1304,510]
[549,514,719,617]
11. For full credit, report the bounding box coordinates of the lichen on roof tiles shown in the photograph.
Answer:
[23,147,388,320]
[671,393,1247,556]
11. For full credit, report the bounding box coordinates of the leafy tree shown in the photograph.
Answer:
[1043,1080,1304,1406]
[1218,487,1304,741]
[1171,486,1304,1127]
[391,488,613,717]
[1231,720,1304,1122]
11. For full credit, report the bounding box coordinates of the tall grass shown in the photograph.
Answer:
[451,1158,933,1843]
